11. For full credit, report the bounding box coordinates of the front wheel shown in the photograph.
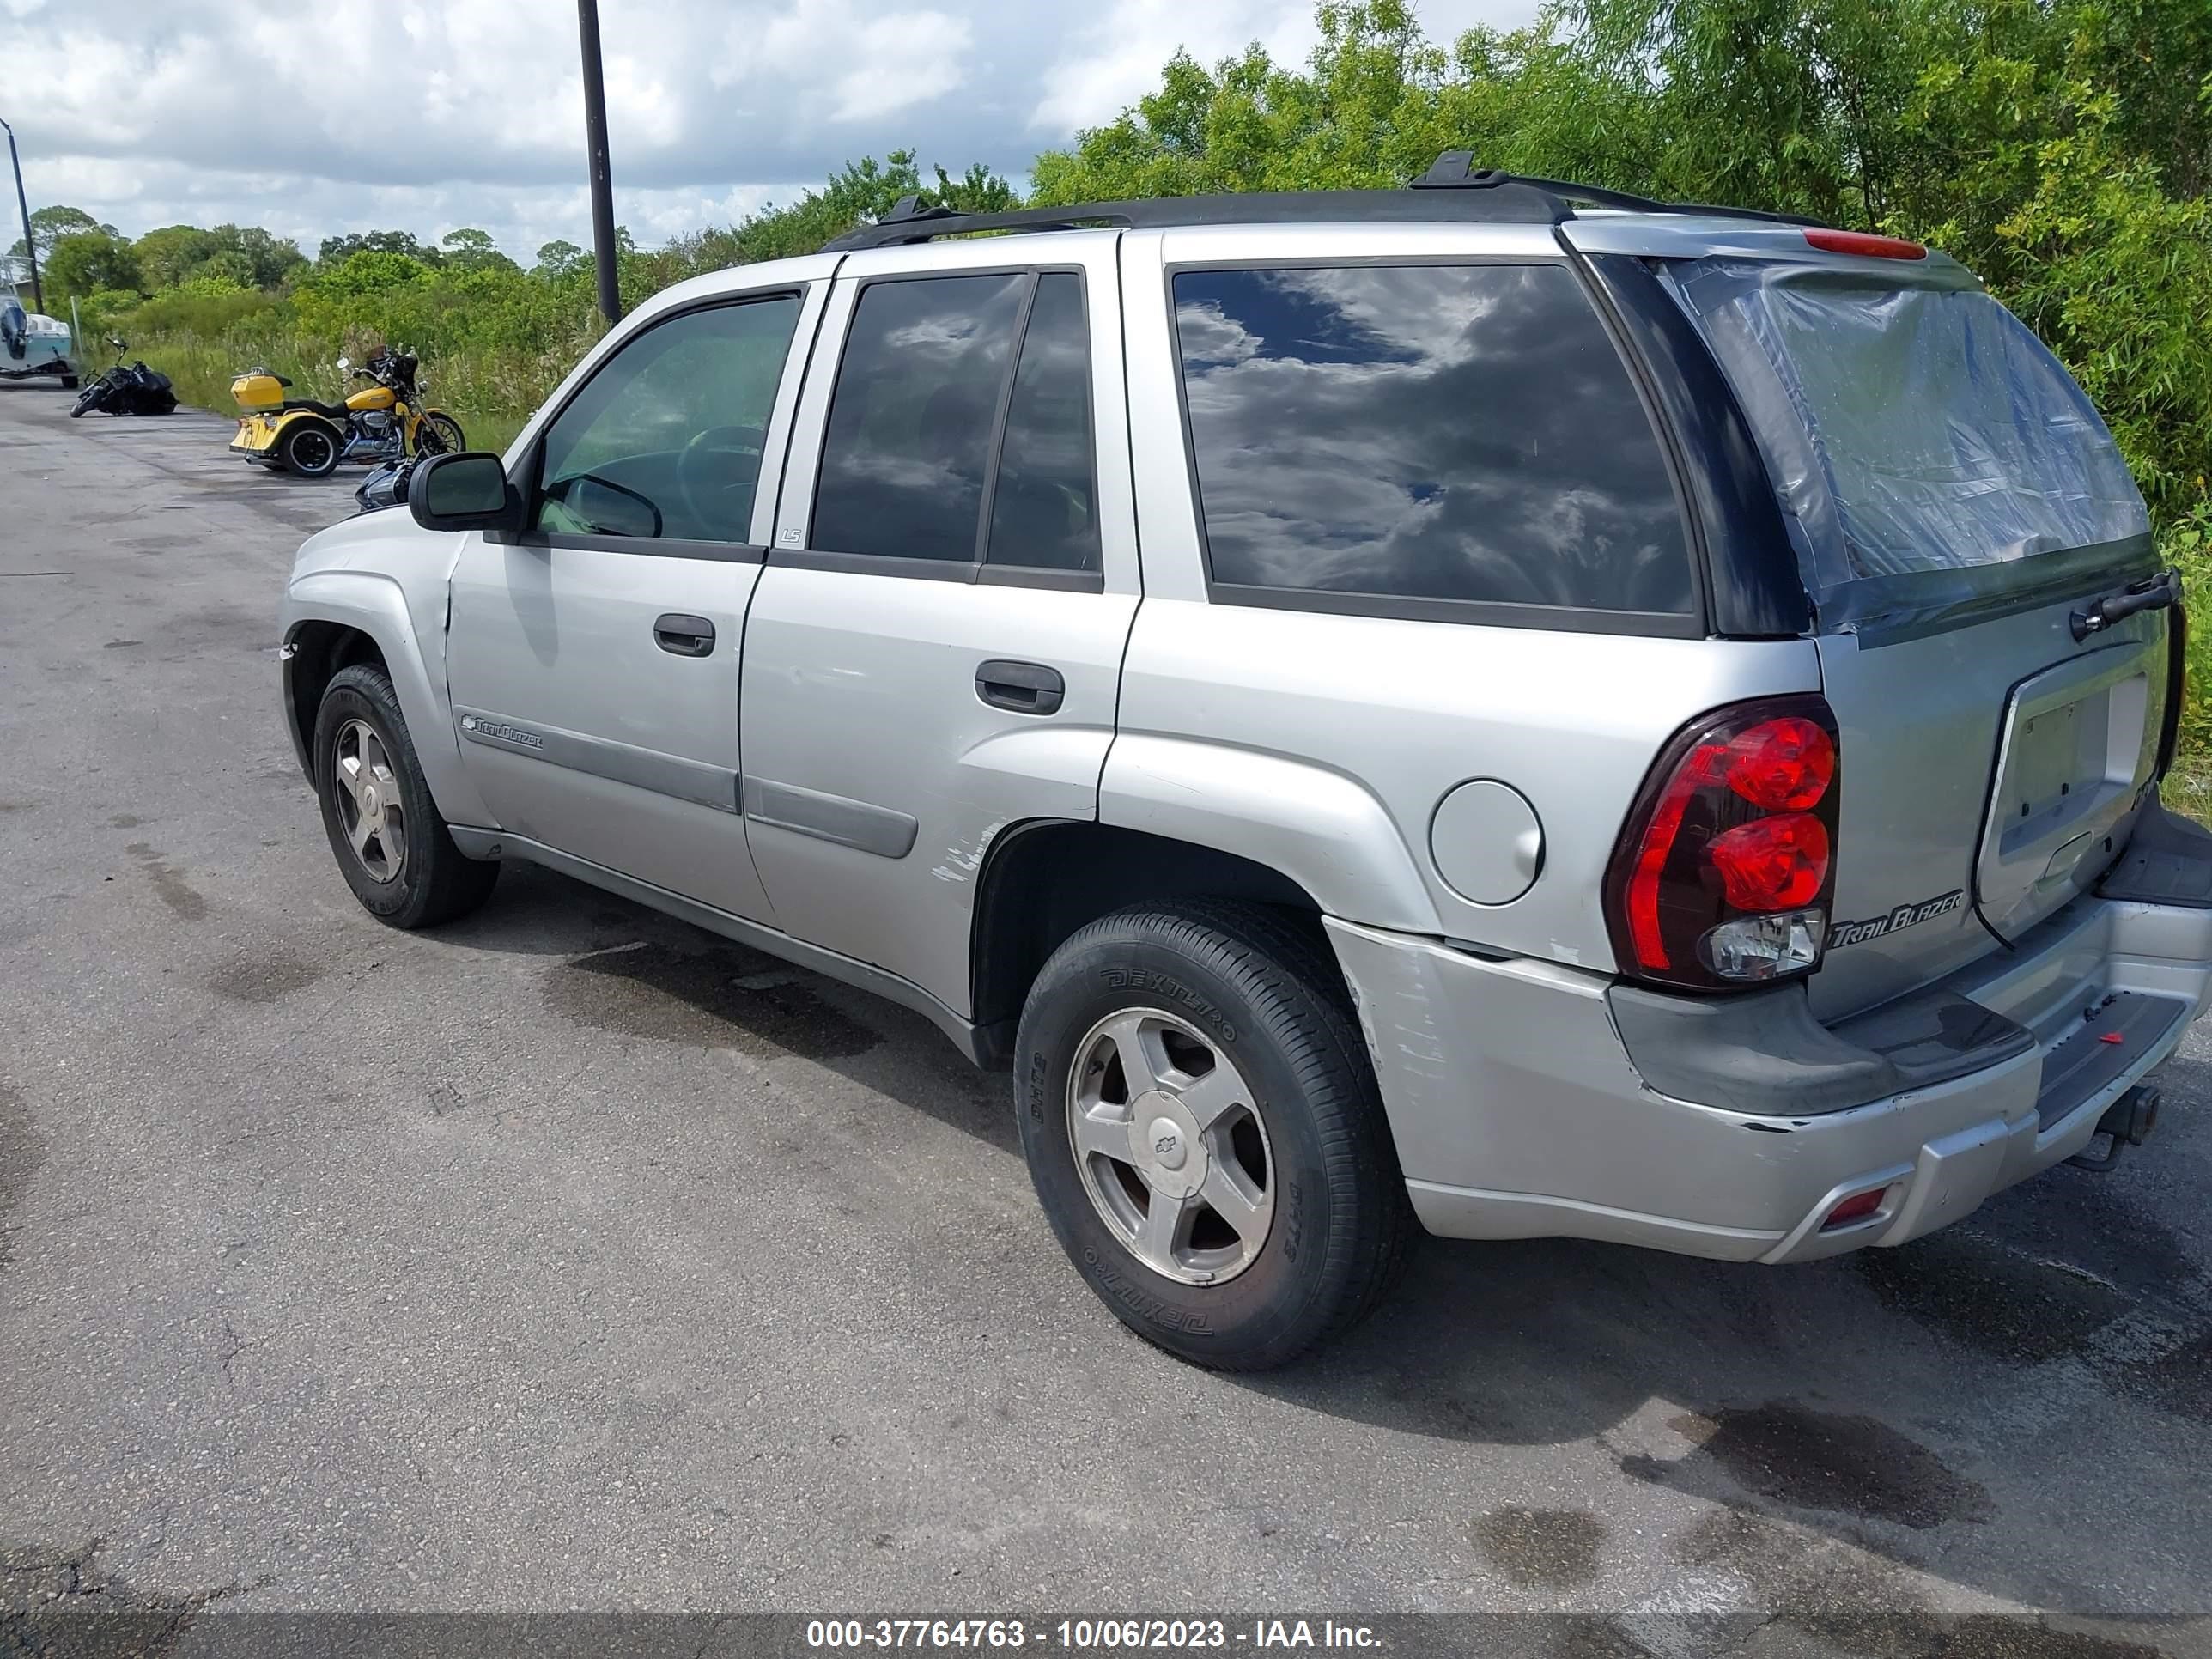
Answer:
[411,411,465,457]
[1015,902,1413,1370]
[280,421,341,477]
[69,386,100,417]
[312,664,498,928]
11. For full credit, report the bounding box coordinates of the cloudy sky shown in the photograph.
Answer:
[2,0,1538,264]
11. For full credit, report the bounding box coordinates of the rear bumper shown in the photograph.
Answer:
[1327,856,2212,1264]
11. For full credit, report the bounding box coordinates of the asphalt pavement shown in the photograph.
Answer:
[2,380,2209,1651]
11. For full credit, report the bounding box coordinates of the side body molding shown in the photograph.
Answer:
[1098,735,1443,933]
[282,565,496,831]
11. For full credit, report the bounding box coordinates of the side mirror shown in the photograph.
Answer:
[409,452,524,534]
[109,336,126,350]
[336,356,351,372]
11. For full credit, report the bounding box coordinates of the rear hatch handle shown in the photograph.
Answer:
[2072,568,2179,641]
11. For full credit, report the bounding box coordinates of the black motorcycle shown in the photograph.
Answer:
[353,455,418,514]
[70,338,178,418]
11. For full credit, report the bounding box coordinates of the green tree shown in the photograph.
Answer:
[134,225,223,289]
[8,204,116,262]
[318,229,440,267]
[534,239,588,276]
[191,250,257,290]
[44,230,143,301]
[308,250,432,297]
[440,228,517,272]
[722,150,1018,263]
[214,225,307,289]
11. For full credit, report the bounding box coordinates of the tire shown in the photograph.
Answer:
[412,412,465,457]
[1016,901,1413,1370]
[312,663,498,928]
[69,387,99,418]
[280,420,341,478]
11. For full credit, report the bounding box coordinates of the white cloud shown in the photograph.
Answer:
[1029,0,1316,136]
[0,0,1543,258]
[1030,0,1544,134]
[736,0,975,122]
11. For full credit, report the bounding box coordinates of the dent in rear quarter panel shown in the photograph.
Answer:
[1108,598,1823,965]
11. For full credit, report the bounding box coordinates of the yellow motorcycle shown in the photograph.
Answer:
[228,347,465,477]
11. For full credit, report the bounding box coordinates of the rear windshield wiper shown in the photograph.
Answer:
[2072,568,2179,641]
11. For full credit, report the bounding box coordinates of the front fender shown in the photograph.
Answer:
[282,566,495,830]
[1099,735,1443,934]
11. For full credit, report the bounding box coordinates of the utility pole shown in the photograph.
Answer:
[2,116,43,314]
[575,0,622,325]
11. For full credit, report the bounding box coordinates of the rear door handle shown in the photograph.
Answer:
[654,612,716,657]
[975,659,1065,716]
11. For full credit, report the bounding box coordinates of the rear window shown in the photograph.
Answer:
[1172,264,1695,623]
[1668,262,2148,583]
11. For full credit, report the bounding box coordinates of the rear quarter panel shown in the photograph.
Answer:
[1109,599,1822,966]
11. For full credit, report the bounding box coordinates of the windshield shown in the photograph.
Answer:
[1667,260,2148,589]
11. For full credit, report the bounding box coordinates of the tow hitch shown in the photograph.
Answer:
[2068,1085,2161,1172]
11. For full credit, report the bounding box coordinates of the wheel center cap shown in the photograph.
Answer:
[1127,1090,1206,1200]
[362,786,380,814]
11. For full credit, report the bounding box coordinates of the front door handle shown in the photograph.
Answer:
[654,612,716,657]
[975,659,1065,716]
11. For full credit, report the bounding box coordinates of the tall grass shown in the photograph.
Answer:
[129,324,565,459]
[113,285,597,459]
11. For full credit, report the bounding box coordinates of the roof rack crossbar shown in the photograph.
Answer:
[818,155,1826,251]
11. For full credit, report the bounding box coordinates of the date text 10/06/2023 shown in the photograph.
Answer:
[805,1619,1383,1650]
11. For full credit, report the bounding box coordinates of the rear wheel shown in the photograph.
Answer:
[1015,902,1413,1370]
[312,664,498,928]
[281,421,340,478]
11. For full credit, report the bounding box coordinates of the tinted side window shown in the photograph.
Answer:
[813,273,1028,562]
[536,294,799,544]
[987,272,1100,573]
[1173,264,1693,616]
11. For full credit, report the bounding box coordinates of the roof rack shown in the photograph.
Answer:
[1409,153,1821,225]
[819,152,1823,252]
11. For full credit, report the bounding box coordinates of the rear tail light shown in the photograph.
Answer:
[1605,696,1842,990]
[1803,228,1927,260]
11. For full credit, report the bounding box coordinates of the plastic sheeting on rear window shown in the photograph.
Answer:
[1667,259,2148,589]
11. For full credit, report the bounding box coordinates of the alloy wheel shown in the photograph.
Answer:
[1066,1006,1275,1285]
[332,718,407,883]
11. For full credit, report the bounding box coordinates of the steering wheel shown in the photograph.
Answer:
[676,424,767,539]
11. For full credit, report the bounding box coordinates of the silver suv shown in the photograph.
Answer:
[279,161,2212,1370]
